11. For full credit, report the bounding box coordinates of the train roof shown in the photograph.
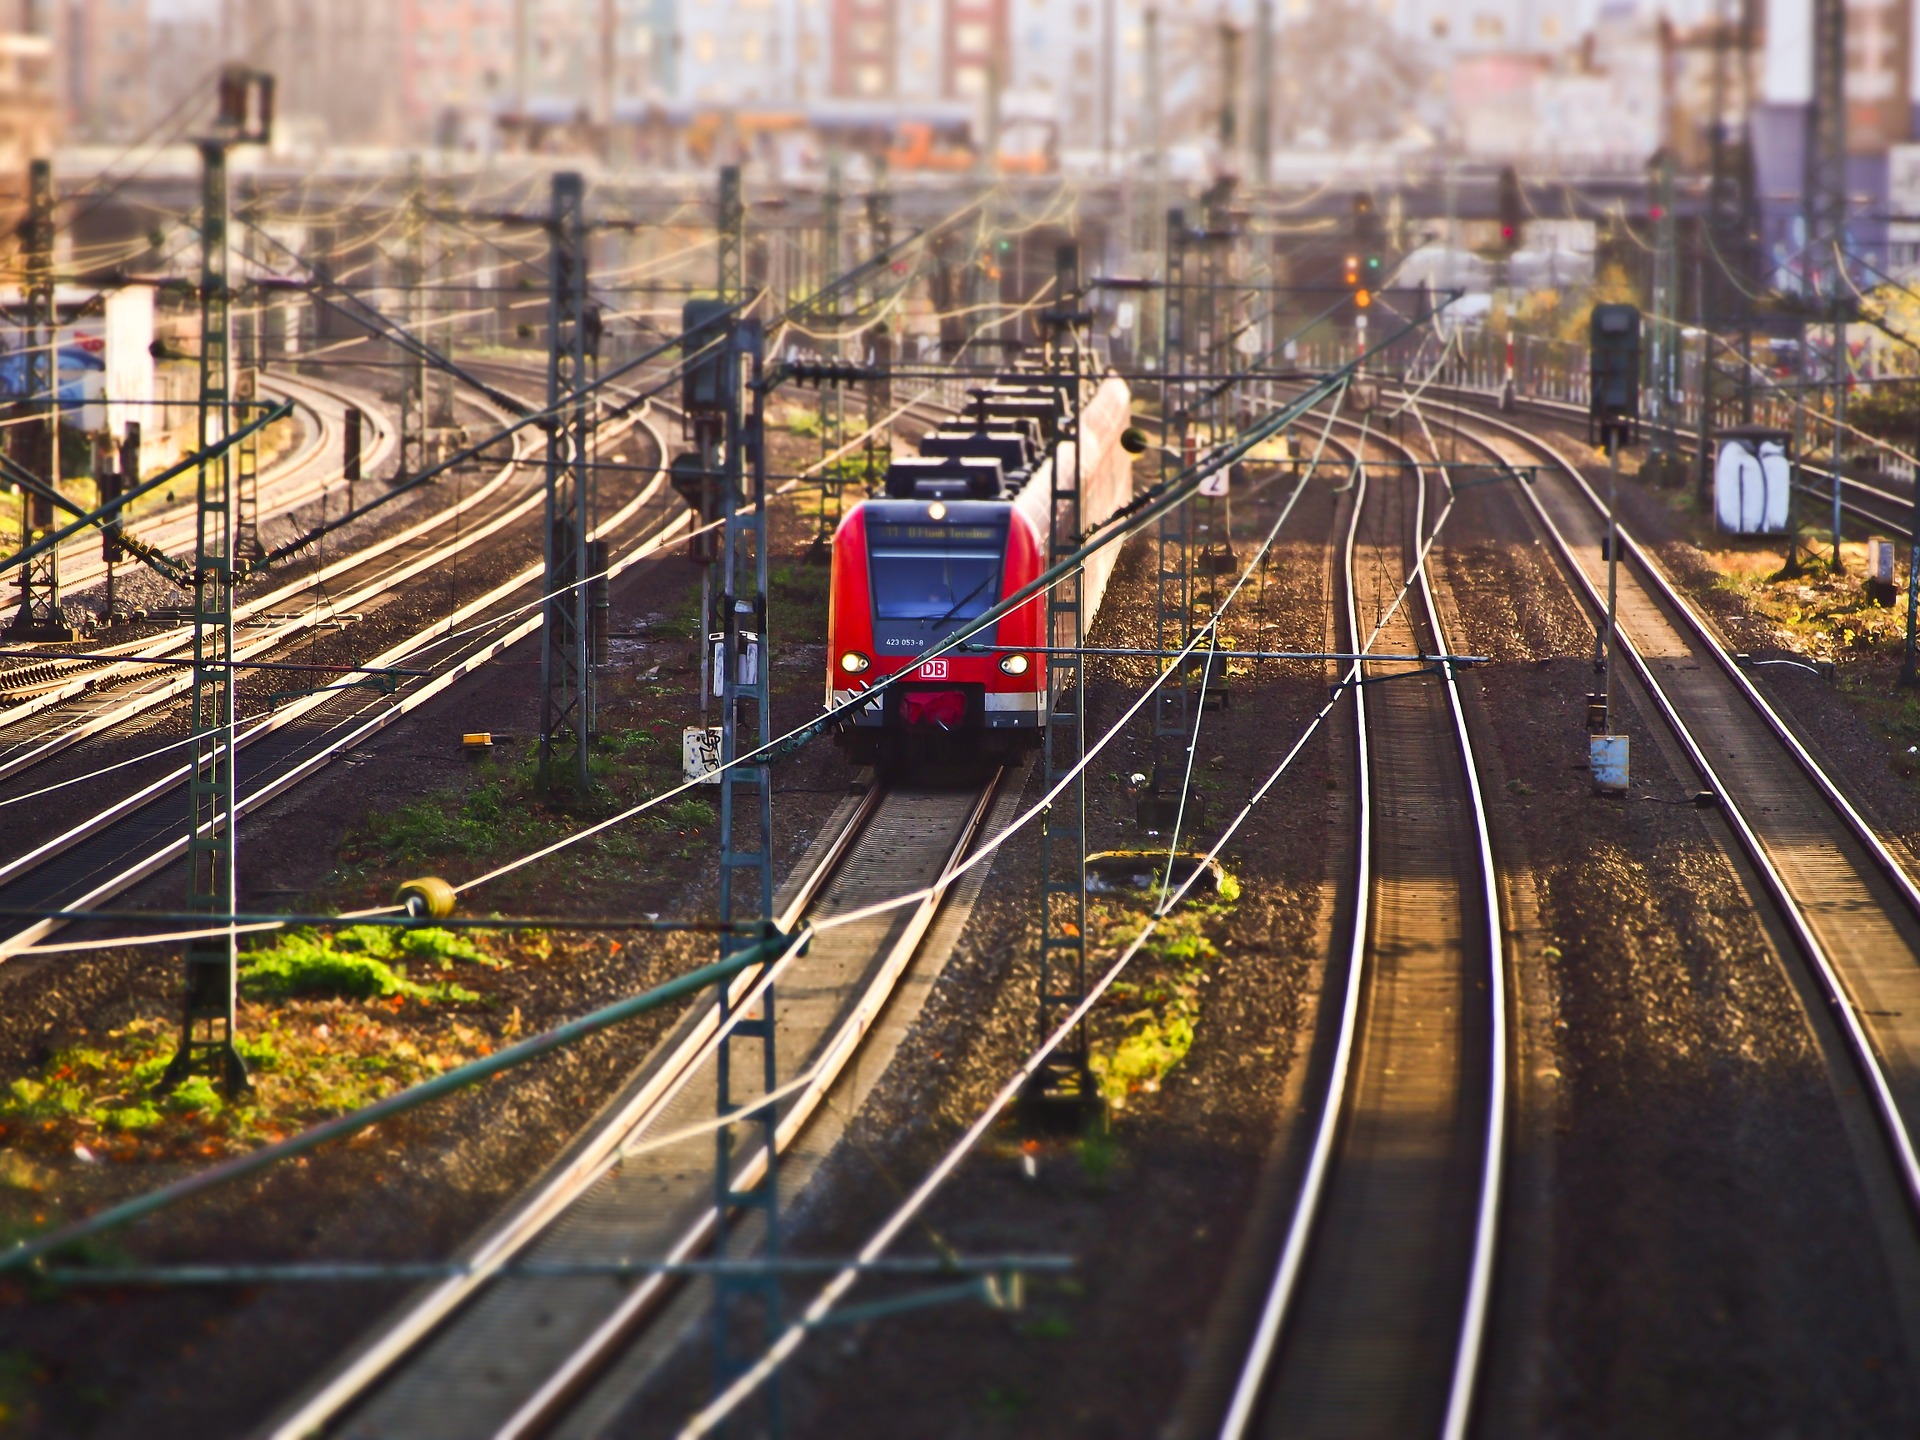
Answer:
[883,454,1006,500]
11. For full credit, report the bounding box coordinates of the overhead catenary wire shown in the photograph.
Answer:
[0,348,1359,1291]
[681,381,1481,1439]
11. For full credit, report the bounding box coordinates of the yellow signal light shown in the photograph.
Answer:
[1355,289,1372,308]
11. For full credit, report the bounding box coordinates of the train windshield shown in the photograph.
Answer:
[868,521,1006,626]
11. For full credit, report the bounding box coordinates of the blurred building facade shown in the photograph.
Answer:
[0,1,56,186]
[6,0,1917,196]
[59,0,149,140]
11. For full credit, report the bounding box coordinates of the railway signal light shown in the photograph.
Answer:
[1588,303,1641,450]
[98,464,123,563]
[1355,288,1372,309]
[342,405,362,486]
[1498,166,1523,252]
[1351,193,1380,242]
[215,65,275,144]
[103,422,138,563]
[669,451,722,565]
[1352,193,1386,279]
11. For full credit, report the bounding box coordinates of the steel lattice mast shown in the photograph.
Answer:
[1032,243,1095,1110]
[537,171,596,794]
[8,158,65,641]
[1803,0,1850,568]
[164,68,275,1092]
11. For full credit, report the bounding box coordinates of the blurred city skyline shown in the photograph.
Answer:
[0,0,1899,196]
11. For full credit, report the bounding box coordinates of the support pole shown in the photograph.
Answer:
[1101,0,1116,174]
[234,174,263,562]
[1804,0,1848,569]
[1647,149,1677,482]
[162,136,247,1095]
[1604,437,1619,728]
[536,171,595,795]
[1216,21,1241,174]
[1149,208,1193,829]
[699,165,747,725]
[813,154,844,553]
[1253,0,1273,188]
[1145,6,1165,344]
[717,163,745,307]
[1030,244,1094,1116]
[400,156,428,482]
[8,157,66,641]
[1832,327,1848,571]
[710,315,777,1425]
[1904,412,1920,685]
[864,167,892,448]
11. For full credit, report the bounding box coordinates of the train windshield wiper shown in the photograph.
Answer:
[927,567,1000,629]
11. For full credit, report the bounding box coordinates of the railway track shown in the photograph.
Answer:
[0,389,529,786]
[258,769,1013,1439]
[1427,377,1920,546]
[1220,423,1505,1437]
[1399,389,1920,1227]
[9,368,396,626]
[0,391,678,962]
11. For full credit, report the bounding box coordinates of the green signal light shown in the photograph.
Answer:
[1367,256,1381,270]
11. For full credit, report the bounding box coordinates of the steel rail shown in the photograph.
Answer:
[0,369,396,630]
[1420,376,1920,540]
[0,401,675,961]
[1416,396,1920,1224]
[0,365,659,792]
[491,775,1005,1440]
[262,773,1006,1440]
[674,399,1389,1439]
[1216,445,1374,1439]
[0,413,545,785]
[1408,427,1509,1440]
[1416,395,1920,920]
[253,779,886,1440]
[0,375,427,734]
[1218,418,1507,1437]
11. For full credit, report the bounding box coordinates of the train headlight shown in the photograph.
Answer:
[927,501,948,521]
[998,653,1031,676]
[839,650,871,674]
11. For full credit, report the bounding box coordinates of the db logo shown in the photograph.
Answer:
[919,658,949,680]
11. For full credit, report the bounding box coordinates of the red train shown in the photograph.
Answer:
[826,373,1135,765]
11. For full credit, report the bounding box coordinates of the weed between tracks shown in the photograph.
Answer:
[1704,539,1908,667]
[332,729,718,902]
[1689,539,1920,783]
[0,929,519,1166]
[1086,871,1241,1110]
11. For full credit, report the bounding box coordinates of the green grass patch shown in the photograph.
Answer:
[1088,897,1236,1111]
[364,780,515,861]
[0,1005,500,1164]
[780,406,823,437]
[240,925,500,1004]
